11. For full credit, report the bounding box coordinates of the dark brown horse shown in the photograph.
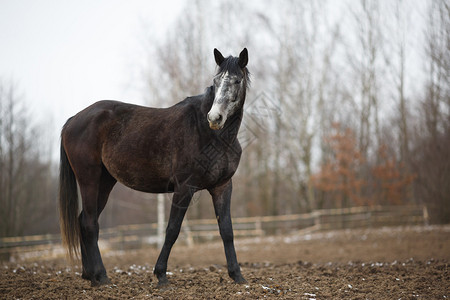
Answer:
[59,48,249,287]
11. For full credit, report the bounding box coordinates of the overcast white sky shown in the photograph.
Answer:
[0,0,184,155]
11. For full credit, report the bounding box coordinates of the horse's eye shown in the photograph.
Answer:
[234,80,241,85]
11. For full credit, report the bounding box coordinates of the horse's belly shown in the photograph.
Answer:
[122,178,173,194]
[103,157,173,193]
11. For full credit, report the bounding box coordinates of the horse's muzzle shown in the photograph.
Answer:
[208,121,223,130]
[207,111,224,130]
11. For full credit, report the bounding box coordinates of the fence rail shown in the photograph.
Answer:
[0,205,427,259]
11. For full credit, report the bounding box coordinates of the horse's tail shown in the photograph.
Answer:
[59,139,80,261]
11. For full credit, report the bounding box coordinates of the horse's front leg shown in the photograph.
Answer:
[154,188,192,286]
[209,180,246,284]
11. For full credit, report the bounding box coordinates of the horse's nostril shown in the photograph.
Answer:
[208,112,223,123]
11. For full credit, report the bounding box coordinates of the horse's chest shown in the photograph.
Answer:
[194,142,240,182]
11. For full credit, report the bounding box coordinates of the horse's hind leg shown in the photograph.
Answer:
[79,167,116,286]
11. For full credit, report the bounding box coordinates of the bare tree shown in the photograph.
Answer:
[411,0,450,223]
[422,0,449,139]
[0,81,57,236]
[385,0,413,163]
[345,0,385,160]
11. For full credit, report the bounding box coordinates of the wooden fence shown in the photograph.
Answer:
[0,205,427,260]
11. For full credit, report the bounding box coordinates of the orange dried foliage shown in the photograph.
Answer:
[312,124,416,208]
[311,123,368,208]
[372,145,416,205]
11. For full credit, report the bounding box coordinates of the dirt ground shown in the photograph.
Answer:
[1,225,449,299]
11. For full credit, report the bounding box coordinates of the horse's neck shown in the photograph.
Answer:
[200,86,215,115]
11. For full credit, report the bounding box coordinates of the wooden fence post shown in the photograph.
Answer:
[157,194,165,249]
[255,217,263,236]
[313,210,321,230]
[423,206,429,226]
[182,219,194,248]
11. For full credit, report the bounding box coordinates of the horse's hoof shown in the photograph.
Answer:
[234,275,247,284]
[91,276,111,287]
[156,280,171,290]
[81,269,93,281]
[81,272,91,281]
[157,277,169,286]
[154,271,169,288]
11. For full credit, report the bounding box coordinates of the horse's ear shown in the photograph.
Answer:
[238,48,248,68]
[214,48,225,66]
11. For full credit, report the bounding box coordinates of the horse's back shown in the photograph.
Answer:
[61,100,144,166]
[64,100,130,129]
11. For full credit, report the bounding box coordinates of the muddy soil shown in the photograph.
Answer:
[1,225,449,299]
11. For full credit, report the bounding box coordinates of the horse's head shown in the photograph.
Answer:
[207,48,249,130]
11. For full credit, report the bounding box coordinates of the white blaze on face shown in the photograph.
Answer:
[207,71,242,130]
[208,72,227,129]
